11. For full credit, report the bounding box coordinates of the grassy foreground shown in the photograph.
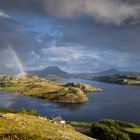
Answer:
[0,75,101,103]
[0,111,95,140]
[0,109,140,140]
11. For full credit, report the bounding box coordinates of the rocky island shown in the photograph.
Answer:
[0,74,102,103]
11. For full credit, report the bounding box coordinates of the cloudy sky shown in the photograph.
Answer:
[0,0,140,73]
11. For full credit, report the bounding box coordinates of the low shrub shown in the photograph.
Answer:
[0,108,39,116]
[16,108,39,116]
[91,123,131,140]
[0,108,14,113]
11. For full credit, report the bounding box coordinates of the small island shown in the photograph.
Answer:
[0,73,102,103]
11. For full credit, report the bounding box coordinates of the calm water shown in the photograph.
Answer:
[0,79,140,124]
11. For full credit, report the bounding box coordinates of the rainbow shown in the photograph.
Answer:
[8,43,25,74]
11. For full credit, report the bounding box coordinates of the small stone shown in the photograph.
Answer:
[0,114,7,118]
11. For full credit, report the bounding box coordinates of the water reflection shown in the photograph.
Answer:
[57,102,85,111]
[0,91,18,108]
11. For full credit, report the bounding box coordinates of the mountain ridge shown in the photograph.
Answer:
[28,66,71,78]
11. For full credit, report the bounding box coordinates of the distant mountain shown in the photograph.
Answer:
[72,68,139,79]
[95,68,121,76]
[28,66,71,79]
[95,68,139,76]
[0,64,15,75]
[71,68,121,79]
[28,67,139,80]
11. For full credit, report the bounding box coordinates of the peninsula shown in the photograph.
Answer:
[0,74,102,103]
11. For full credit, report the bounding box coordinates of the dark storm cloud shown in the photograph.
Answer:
[59,20,140,53]
[0,0,140,25]
[44,0,140,25]
[0,0,140,72]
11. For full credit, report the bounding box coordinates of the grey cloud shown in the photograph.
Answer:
[41,45,138,72]
[0,0,140,25]
[58,20,140,53]
[0,10,9,18]
[0,0,140,72]
[44,0,140,25]
[40,46,97,72]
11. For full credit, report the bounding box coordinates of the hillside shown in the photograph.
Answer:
[0,112,94,140]
[0,108,140,140]
[0,75,102,103]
